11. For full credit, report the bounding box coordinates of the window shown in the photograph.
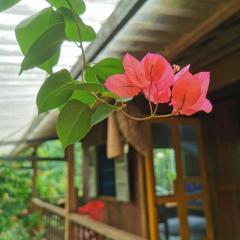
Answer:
[88,144,131,201]
[98,145,116,197]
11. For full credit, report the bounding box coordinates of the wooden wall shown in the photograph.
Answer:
[202,100,240,240]
[82,121,148,238]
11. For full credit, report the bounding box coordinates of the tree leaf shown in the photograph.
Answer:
[91,103,116,127]
[84,58,124,83]
[0,0,20,12]
[58,7,96,42]
[71,91,96,104]
[37,69,75,113]
[15,7,64,74]
[38,50,60,75]
[70,82,106,92]
[57,100,92,148]
[47,0,85,15]
[20,22,65,74]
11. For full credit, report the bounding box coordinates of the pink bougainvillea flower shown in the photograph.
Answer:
[104,74,141,98]
[104,53,174,103]
[104,53,146,98]
[171,65,212,116]
[123,53,148,88]
[142,53,174,104]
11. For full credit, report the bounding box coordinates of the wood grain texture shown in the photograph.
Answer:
[82,122,149,238]
[202,100,240,240]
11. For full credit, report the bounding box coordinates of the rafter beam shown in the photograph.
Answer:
[163,0,240,60]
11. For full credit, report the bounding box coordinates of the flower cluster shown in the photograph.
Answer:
[104,53,212,116]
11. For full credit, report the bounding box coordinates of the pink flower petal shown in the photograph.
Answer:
[123,53,147,88]
[142,53,174,103]
[104,74,141,98]
[201,99,212,113]
[171,69,212,116]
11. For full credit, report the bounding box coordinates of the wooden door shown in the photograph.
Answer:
[146,118,214,240]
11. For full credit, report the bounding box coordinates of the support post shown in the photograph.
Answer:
[31,160,37,199]
[144,123,158,240]
[65,145,77,240]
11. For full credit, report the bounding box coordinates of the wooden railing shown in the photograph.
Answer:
[32,198,147,240]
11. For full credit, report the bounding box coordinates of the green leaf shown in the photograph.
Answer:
[47,0,85,15]
[71,91,96,104]
[58,7,96,42]
[84,58,124,83]
[15,7,64,74]
[91,103,116,127]
[57,100,92,148]
[37,69,75,113]
[20,22,65,74]
[39,50,60,75]
[0,0,20,11]
[70,82,105,92]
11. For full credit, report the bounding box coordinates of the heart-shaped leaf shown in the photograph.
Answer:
[58,7,96,42]
[20,22,65,74]
[47,0,85,15]
[57,100,92,148]
[37,69,75,113]
[15,7,64,74]
[0,0,21,11]
[91,103,116,127]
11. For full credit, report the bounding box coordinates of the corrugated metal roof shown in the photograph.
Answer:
[7,0,240,155]
[0,0,120,154]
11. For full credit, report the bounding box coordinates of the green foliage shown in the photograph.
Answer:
[58,7,96,42]
[57,100,92,148]
[91,103,116,127]
[37,69,75,113]
[84,58,124,83]
[0,0,21,12]
[20,22,65,74]
[47,0,86,15]
[71,91,96,104]
[0,161,42,239]
[69,82,106,92]
[5,0,126,148]
[15,7,64,74]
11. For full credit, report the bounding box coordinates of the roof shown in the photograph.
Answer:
[0,0,120,154]
[7,0,240,155]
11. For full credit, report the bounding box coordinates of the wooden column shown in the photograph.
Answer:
[31,160,37,199]
[65,145,77,240]
[144,123,158,240]
[31,159,38,212]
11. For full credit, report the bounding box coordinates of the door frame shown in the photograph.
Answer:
[144,117,214,240]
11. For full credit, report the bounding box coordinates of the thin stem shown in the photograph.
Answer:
[148,98,153,116]
[120,110,173,121]
[148,66,154,115]
[153,104,159,115]
[91,93,108,104]
[66,0,87,69]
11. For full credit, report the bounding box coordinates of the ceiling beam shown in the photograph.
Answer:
[163,0,240,60]
[71,0,147,77]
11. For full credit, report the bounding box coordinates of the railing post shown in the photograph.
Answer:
[32,160,37,199]
[65,144,77,240]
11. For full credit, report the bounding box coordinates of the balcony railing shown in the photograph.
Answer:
[32,198,147,240]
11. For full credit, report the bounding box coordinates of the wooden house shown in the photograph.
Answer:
[10,0,240,239]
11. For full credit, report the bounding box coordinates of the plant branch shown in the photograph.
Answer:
[119,109,173,121]
[66,0,87,69]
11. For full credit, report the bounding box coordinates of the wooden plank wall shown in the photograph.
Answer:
[82,121,148,238]
[202,100,240,240]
